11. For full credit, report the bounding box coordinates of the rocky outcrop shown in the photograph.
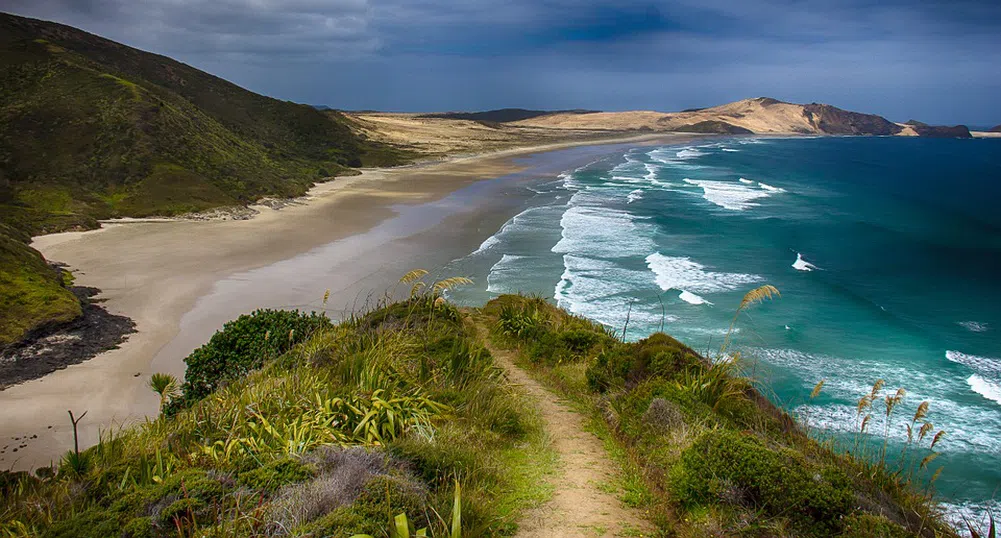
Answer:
[802,104,903,135]
[911,124,972,138]
[989,125,1001,133]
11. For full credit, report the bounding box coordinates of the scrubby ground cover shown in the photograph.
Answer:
[482,293,960,538]
[0,222,80,347]
[0,280,553,537]
[1,278,975,537]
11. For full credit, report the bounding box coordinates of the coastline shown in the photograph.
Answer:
[0,132,692,471]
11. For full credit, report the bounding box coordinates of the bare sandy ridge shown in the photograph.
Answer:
[0,132,679,471]
[345,112,646,157]
[510,98,819,133]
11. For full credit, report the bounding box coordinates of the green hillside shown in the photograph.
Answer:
[0,222,80,347]
[0,12,409,235]
[0,282,962,537]
[0,12,412,347]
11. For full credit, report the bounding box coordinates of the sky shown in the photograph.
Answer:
[5,0,1001,124]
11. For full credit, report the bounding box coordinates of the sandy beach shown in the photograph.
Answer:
[0,133,688,470]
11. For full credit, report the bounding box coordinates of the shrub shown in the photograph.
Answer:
[642,398,685,432]
[41,508,122,538]
[841,514,912,538]
[528,328,609,365]
[180,309,332,403]
[585,332,700,392]
[497,303,545,339]
[300,473,430,537]
[157,497,207,529]
[237,458,315,493]
[671,429,853,535]
[121,517,153,538]
[267,447,398,533]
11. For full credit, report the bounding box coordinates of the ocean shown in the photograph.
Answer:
[446,136,1001,520]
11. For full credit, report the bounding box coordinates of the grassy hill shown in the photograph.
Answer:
[0,280,963,537]
[0,222,80,347]
[0,12,414,347]
[0,12,411,235]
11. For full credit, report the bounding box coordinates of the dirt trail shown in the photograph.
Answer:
[477,327,654,537]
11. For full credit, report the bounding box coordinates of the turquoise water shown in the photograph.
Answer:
[448,136,1001,519]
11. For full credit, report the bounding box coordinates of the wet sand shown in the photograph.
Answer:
[0,134,690,470]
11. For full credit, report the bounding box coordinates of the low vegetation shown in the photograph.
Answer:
[0,275,552,537]
[0,274,972,537]
[0,222,80,347]
[483,291,959,538]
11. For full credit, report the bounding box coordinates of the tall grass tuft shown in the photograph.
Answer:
[148,372,180,413]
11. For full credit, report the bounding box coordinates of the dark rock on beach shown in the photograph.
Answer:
[0,287,136,390]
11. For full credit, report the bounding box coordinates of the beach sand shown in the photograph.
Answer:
[0,133,687,470]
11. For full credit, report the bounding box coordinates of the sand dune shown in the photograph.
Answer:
[345,112,635,156]
[511,97,907,136]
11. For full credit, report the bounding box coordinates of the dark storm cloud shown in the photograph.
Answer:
[4,0,1000,123]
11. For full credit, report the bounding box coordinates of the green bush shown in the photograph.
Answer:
[157,497,207,528]
[586,332,700,392]
[527,328,610,365]
[121,517,153,538]
[497,302,545,339]
[237,458,315,493]
[180,309,332,403]
[670,429,854,535]
[841,514,912,538]
[41,508,122,538]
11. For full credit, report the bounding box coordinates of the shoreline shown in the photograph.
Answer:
[1,132,694,471]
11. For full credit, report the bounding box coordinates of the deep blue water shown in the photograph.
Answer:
[448,136,1001,519]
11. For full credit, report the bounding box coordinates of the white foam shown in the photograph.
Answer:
[471,235,500,255]
[682,178,772,211]
[958,321,989,333]
[644,162,659,181]
[646,253,762,294]
[792,253,818,271]
[753,346,1000,453]
[946,350,1001,378]
[647,148,705,171]
[553,205,656,258]
[722,148,739,152]
[678,290,713,305]
[676,147,705,159]
[738,177,755,184]
[485,254,528,293]
[968,375,1001,406]
[553,255,665,334]
[627,189,644,204]
[758,182,786,193]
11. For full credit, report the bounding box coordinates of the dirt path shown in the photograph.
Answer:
[477,328,654,537]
